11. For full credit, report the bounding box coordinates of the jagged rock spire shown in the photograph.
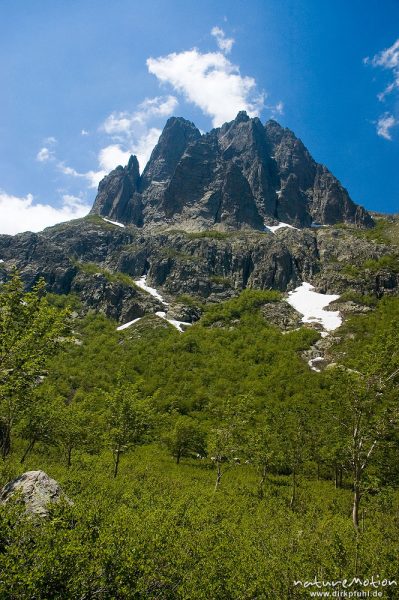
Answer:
[90,112,374,230]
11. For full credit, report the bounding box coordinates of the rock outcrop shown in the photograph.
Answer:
[0,470,70,516]
[0,216,397,324]
[89,112,373,231]
[91,155,142,225]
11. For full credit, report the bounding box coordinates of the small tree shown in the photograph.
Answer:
[106,380,153,477]
[326,368,396,531]
[250,419,285,499]
[274,401,310,509]
[56,400,90,467]
[0,273,69,458]
[208,394,255,491]
[164,416,206,464]
[18,396,60,463]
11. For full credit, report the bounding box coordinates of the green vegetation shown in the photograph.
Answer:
[0,276,399,598]
[185,230,233,240]
[201,288,282,325]
[356,218,399,245]
[73,261,139,288]
[175,293,204,309]
[208,274,232,287]
[362,254,399,273]
[338,291,378,306]
[341,253,399,277]
[0,274,70,459]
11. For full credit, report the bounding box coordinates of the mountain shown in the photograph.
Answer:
[1,112,397,329]
[91,112,373,230]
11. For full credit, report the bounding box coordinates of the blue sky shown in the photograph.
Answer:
[0,0,398,234]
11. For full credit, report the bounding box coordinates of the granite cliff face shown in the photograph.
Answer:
[90,112,373,230]
[1,216,397,326]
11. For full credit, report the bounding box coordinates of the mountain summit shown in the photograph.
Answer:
[93,111,373,231]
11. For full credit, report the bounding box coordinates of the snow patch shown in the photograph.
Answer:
[102,217,125,228]
[286,282,342,332]
[0,259,4,263]
[311,222,328,229]
[117,276,191,333]
[134,275,168,305]
[265,222,298,234]
[155,311,192,333]
[117,317,142,331]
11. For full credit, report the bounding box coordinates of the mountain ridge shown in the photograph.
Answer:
[91,112,373,231]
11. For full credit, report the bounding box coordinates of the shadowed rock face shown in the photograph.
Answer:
[91,156,143,225]
[1,216,397,325]
[264,120,374,227]
[89,112,373,231]
[0,470,71,516]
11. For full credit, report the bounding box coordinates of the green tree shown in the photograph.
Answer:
[278,401,311,509]
[106,380,153,477]
[18,395,60,463]
[326,368,397,531]
[56,400,91,467]
[0,273,69,458]
[164,415,206,464]
[208,394,255,491]
[250,418,285,498]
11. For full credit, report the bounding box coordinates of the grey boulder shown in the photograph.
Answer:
[0,470,71,516]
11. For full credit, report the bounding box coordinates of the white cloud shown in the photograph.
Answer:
[57,144,137,189]
[211,26,234,54]
[147,49,265,127]
[57,163,81,178]
[81,129,89,136]
[36,136,57,162]
[0,191,90,235]
[41,98,173,191]
[367,38,399,101]
[98,144,132,172]
[102,95,178,135]
[376,113,398,140]
[99,95,173,171]
[36,147,54,162]
[57,161,105,189]
[367,38,399,71]
[365,39,399,140]
[132,127,161,167]
[266,100,284,116]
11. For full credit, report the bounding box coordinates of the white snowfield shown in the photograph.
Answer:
[286,282,342,332]
[155,311,192,333]
[102,217,125,228]
[265,222,298,234]
[116,317,142,331]
[134,275,168,305]
[0,259,4,263]
[117,275,191,332]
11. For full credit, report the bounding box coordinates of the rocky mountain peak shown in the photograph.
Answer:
[140,116,201,190]
[233,110,251,123]
[90,114,374,231]
[127,154,140,174]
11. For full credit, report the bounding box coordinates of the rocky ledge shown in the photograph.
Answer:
[0,216,397,325]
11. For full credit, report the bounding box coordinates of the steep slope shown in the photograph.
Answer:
[265,120,373,227]
[90,112,373,230]
[1,216,397,325]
